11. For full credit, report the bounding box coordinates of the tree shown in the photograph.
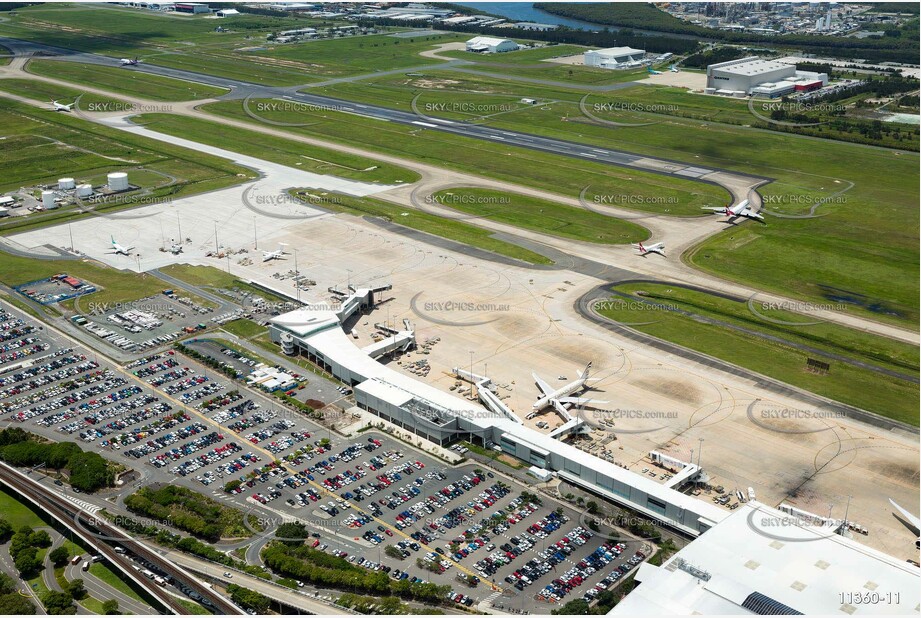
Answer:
[101,599,120,615]
[0,592,36,615]
[0,518,12,543]
[14,551,41,577]
[65,579,85,601]
[227,584,270,613]
[586,500,599,515]
[40,590,75,615]
[49,546,71,567]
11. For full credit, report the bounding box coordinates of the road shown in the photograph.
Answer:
[0,460,244,615]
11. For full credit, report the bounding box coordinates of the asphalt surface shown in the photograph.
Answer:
[0,35,768,204]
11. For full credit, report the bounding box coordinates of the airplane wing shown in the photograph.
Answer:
[701,207,725,213]
[532,373,554,397]
[557,397,608,406]
[890,499,921,531]
[551,399,572,420]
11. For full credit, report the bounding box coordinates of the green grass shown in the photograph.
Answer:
[221,318,268,340]
[158,264,290,305]
[201,98,728,220]
[430,188,648,243]
[0,253,169,307]
[597,283,919,425]
[0,78,132,109]
[27,59,229,102]
[89,563,148,604]
[130,113,418,184]
[292,190,553,264]
[253,32,464,79]
[0,99,252,233]
[176,598,213,615]
[0,488,46,528]
[78,595,108,614]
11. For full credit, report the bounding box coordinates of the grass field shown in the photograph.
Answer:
[176,598,213,614]
[0,253,167,306]
[252,32,464,79]
[0,77,131,109]
[598,282,918,424]
[130,113,419,185]
[297,71,919,328]
[291,190,554,265]
[88,562,148,604]
[0,98,252,233]
[27,60,229,101]
[221,318,269,340]
[201,98,728,219]
[158,264,290,305]
[0,488,46,528]
[430,188,648,244]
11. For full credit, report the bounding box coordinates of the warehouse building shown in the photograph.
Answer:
[707,56,828,95]
[584,46,647,68]
[173,2,209,13]
[465,36,518,54]
[610,501,919,615]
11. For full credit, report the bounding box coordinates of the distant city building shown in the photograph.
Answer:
[465,36,518,54]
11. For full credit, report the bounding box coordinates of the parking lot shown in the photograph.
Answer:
[0,300,649,612]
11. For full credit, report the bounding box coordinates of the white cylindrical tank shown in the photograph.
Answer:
[58,178,76,190]
[41,191,56,209]
[107,172,129,192]
[75,184,93,198]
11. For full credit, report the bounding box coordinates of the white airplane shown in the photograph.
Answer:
[670,63,679,73]
[120,56,140,66]
[647,67,663,75]
[633,241,666,257]
[702,199,765,223]
[889,499,921,549]
[106,236,134,256]
[50,99,75,113]
[529,362,607,419]
[168,242,183,255]
[262,242,288,262]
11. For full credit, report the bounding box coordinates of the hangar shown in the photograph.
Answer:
[465,36,518,54]
[584,46,647,68]
[706,56,828,95]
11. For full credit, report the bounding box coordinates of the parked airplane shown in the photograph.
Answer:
[670,63,680,73]
[889,499,921,549]
[633,241,666,257]
[50,99,74,112]
[529,363,607,419]
[647,67,663,75]
[120,56,140,66]
[106,236,134,256]
[702,199,765,223]
[262,242,288,262]
[168,242,182,255]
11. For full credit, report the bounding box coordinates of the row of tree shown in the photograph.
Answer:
[262,543,452,604]
[0,428,113,492]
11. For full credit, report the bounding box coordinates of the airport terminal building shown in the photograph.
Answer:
[268,302,727,538]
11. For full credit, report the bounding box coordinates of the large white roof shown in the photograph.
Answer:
[612,501,921,615]
[466,36,514,46]
[587,46,646,57]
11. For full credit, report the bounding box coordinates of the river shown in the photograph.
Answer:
[453,2,605,31]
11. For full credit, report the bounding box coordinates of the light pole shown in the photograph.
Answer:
[253,215,258,250]
[213,221,219,254]
[469,351,476,399]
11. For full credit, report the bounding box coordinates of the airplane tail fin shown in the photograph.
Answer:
[579,362,593,381]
